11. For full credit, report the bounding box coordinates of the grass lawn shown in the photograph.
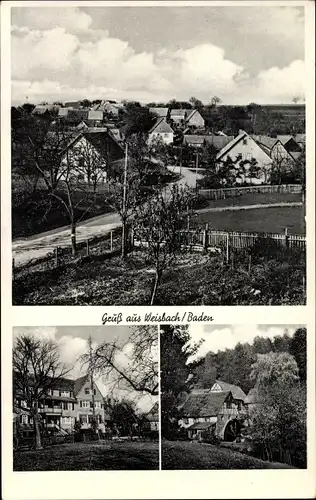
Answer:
[203,192,302,209]
[162,440,295,470]
[14,440,159,471]
[13,251,305,306]
[197,206,305,235]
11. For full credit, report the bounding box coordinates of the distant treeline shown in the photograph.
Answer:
[190,327,306,394]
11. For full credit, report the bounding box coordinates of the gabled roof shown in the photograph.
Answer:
[180,390,230,417]
[216,131,248,160]
[149,107,169,117]
[277,135,294,145]
[186,109,204,122]
[213,380,246,401]
[149,117,174,134]
[145,402,159,422]
[252,135,279,151]
[74,375,88,396]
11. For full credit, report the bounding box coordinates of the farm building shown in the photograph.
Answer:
[178,386,245,442]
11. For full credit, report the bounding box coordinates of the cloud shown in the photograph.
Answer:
[11,12,305,106]
[188,324,298,361]
[11,7,93,33]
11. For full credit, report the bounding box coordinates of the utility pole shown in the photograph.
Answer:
[195,151,199,190]
[121,142,128,258]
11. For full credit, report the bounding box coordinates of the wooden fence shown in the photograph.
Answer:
[198,184,302,200]
[133,228,306,257]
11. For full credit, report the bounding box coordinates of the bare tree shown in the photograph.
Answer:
[106,134,169,259]
[14,114,108,255]
[13,334,71,450]
[81,326,158,396]
[133,184,196,305]
[211,96,221,106]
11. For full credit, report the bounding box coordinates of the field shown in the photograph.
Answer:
[197,205,305,235]
[13,440,159,471]
[162,440,295,470]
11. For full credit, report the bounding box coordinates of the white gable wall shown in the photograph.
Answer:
[218,134,272,184]
[61,136,107,183]
[187,111,205,128]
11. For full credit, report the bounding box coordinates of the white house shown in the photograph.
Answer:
[216,130,273,184]
[148,118,174,145]
[185,109,205,129]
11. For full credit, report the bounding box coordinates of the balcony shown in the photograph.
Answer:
[39,406,63,415]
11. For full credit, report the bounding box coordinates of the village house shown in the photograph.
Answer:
[170,109,205,129]
[13,374,108,437]
[32,104,60,117]
[183,134,234,150]
[60,129,125,183]
[178,387,244,442]
[143,402,159,432]
[216,130,274,184]
[148,117,174,145]
[252,135,296,165]
[92,100,123,117]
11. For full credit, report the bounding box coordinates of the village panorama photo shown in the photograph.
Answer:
[11,4,306,305]
[12,325,159,471]
[160,324,307,470]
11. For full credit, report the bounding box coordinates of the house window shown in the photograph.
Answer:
[21,414,28,425]
[246,153,252,161]
[95,401,101,409]
[85,388,91,395]
[93,389,96,396]
[60,391,70,397]
[67,402,73,411]
[243,138,248,145]
[62,402,68,410]
[79,415,88,424]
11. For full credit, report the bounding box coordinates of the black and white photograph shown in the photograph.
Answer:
[12,325,159,471]
[161,324,307,469]
[11,4,306,306]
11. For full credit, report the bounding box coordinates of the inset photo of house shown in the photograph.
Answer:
[12,325,159,471]
[161,324,307,470]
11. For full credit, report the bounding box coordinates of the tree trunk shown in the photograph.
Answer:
[71,221,76,256]
[150,269,161,305]
[33,402,43,450]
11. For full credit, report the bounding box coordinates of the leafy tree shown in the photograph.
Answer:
[121,102,155,137]
[13,334,71,449]
[249,352,306,467]
[289,327,306,383]
[110,400,138,436]
[133,184,196,304]
[80,99,92,108]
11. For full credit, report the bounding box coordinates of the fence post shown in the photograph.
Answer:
[55,247,59,267]
[226,232,230,263]
[203,223,209,251]
[284,227,289,249]
[110,230,113,252]
[86,239,90,257]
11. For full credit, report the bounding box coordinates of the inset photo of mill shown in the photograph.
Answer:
[161,324,307,470]
[13,325,159,471]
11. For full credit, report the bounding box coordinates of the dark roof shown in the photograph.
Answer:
[82,130,125,159]
[183,135,205,145]
[188,421,215,430]
[252,135,278,150]
[180,390,230,417]
[148,117,174,134]
[213,380,246,401]
[74,375,87,396]
[204,135,234,151]
[149,107,169,117]
[66,109,89,124]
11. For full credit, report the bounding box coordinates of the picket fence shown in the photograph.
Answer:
[133,228,306,253]
[198,184,302,200]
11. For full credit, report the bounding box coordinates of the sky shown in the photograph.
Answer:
[12,325,158,413]
[187,323,306,361]
[11,5,305,105]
